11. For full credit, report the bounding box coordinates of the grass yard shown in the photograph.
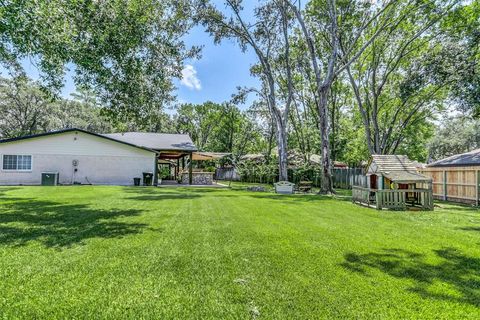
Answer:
[0,185,479,319]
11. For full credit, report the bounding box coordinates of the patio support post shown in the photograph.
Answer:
[153,156,159,186]
[177,158,180,180]
[189,152,193,185]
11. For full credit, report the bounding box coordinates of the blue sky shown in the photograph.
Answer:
[1,15,260,110]
[176,25,260,107]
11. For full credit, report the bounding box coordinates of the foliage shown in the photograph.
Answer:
[428,117,480,161]
[440,0,480,118]
[199,0,296,181]
[175,101,263,156]
[2,0,480,186]
[0,0,198,121]
[159,166,171,179]
[235,159,278,184]
[0,75,112,138]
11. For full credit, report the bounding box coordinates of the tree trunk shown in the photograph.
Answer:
[318,87,334,193]
[276,118,289,181]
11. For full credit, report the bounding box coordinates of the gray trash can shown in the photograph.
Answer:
[133,177,141,186]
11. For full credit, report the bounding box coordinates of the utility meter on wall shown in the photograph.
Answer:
[72,160,79,167]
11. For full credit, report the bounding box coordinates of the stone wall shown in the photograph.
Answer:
[181,172,214,185]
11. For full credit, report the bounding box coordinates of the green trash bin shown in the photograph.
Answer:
[133,177,141,186]
[41,172,59,186]
[143,172,153,186]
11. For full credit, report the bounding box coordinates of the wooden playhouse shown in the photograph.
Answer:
[352,155,433,210]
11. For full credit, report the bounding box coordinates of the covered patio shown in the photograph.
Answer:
[103,132,197,185]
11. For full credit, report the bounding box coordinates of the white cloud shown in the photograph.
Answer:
[180,64,201,90]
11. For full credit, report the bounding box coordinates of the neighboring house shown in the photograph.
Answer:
[0,128,197,186]
[421,149,480,204]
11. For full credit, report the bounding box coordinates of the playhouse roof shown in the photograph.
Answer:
[383,171,431,183]
[368,155,431,183]
[369,155,419,172]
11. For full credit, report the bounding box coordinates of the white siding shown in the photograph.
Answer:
[0,131,156,185]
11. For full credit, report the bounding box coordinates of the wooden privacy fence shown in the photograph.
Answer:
[216,166,366,189]
[333,168,366,189]
[420,167,480,205]
[352,186,434,210]
[215,167,241,181]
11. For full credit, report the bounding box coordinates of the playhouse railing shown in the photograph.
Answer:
[352,186,433,211]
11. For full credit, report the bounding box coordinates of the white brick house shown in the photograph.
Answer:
[0,128,197,186]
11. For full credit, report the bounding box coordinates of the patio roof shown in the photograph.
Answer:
[192,152,231,161]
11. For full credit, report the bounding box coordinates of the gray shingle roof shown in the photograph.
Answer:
[428,148,480,167]
[0,128,157,153]
[103,132,197,152]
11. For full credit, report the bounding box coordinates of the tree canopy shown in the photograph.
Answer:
[1,0,479,186]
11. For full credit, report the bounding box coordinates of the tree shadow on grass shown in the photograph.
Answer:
[128,194,202,201]
[0,187,24,202]
[0,199,147,248]
[246,193,339,204]
[459,226,480,232]
[341,247,480,307]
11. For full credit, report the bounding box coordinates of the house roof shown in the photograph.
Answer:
[0,128,157,154]
[428,148,480,167]
[102,132,197,152]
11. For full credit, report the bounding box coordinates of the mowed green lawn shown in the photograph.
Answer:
[0,186,479,319]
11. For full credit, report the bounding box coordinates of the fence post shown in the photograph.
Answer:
[443,170,447,201]
[375,191,382,210]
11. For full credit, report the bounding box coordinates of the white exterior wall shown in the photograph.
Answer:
[0,131,156,185]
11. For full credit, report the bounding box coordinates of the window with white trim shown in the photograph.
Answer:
[2,155,32,171]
